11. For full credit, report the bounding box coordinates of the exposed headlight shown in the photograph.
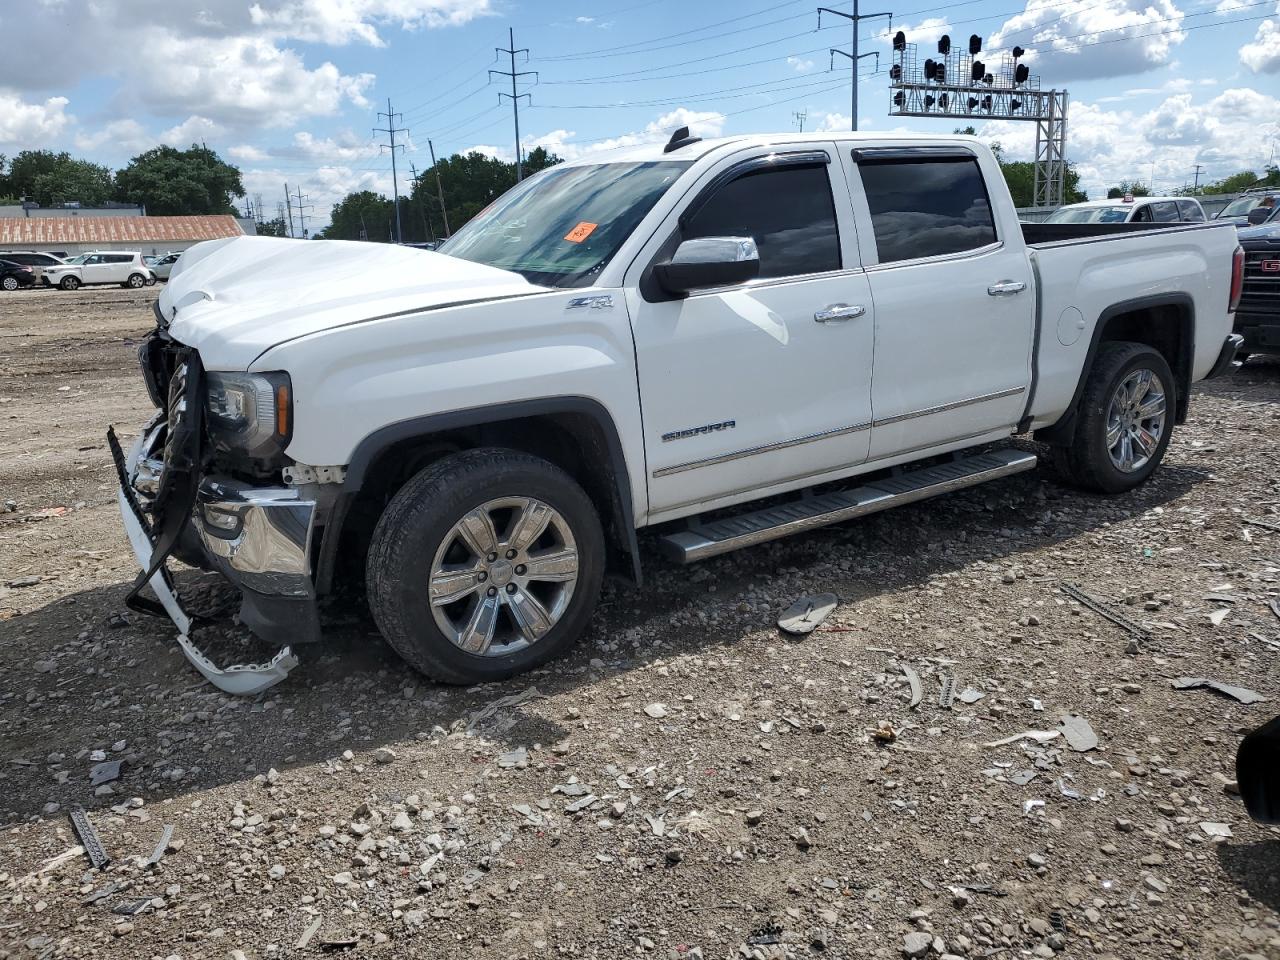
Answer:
[205,371,292,460]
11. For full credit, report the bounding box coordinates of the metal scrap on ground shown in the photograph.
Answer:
[1171,677,1266,704]
[778,593,838,635]
[983,729,1061,748]
[68,806,110,869]
[145,824,174,868]
[460,687,545,735]
[901,664,923,709]
[938,676,956,709]
[1060,582,1151,640]
[89,759,121,786]
[1058,714,1099,752]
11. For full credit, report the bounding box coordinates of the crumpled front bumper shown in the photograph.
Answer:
[114,418,315,694]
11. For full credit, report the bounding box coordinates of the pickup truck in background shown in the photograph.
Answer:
[111,130,1245,692]
[1233,219,1280,358]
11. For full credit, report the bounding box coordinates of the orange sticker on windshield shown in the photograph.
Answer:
[564,221,598,243]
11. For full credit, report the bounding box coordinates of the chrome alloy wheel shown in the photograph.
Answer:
[1105,368,1167,473]
[428,497,579,657]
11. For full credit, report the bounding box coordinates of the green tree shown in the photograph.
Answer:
[1106,180,1150,199]
[2,149,114,207]
[318,190,396,241]
[114,144,244,215]
[954,129,1085,206]
[1195,167,1280,196]
[255,217,289,238]
[407,146,565,241]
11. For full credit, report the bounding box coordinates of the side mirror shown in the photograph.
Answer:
[1247,207,1270,225]
[654,237,760,295]
[1237,714,1280,824]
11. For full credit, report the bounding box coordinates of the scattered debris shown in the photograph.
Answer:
[89,760,122,786]
[778,593,838,635]
[1171,677,1266,704]
[1058,714,1099,752]
[644,703,668,719]
[297,917,323,949]
[1061,582,1151,640]
[872,721,897,744]
[938,676,957,709]
[901,664,923,709]
[68,806,110,870]
[463,687,545,735]
[1200,821,1233,838]
[958,687,986,704]
[144,824,174,868]
[1243,517,1280,534]
[984,729,1061,748]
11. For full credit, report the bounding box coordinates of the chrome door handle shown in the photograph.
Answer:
[987,280,1027,297]
[814,303,866,323]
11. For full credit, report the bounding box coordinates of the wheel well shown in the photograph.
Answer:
[1036,297,1192,447]
[327,412,639,591]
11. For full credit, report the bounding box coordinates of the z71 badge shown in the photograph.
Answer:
[662,420,736,442]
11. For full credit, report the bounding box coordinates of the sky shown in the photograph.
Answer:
[0,0,1276,230]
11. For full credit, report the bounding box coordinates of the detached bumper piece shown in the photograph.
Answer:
[110,358,307,695]
[1204,333,1244,380]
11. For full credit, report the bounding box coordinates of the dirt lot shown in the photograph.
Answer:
[2,284,1279,960]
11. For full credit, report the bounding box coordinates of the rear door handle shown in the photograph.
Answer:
[814,303,866,323]
[987,280,1027,297]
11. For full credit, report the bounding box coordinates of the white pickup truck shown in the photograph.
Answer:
[111,130,1246,692]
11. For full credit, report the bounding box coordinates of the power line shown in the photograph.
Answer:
[819,3,891,130]
[491,28,538,181]
[374,98,408,243]
[293,185,314,239]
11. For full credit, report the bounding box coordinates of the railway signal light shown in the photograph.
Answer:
[939,93,949,109]
[924,58,936,80]
[890,64,902,81]
[971,60,985,82]
[1012,45,1025,59]
[893,30,906,51]
[924,94,936,108]
[938,34,950,55]
[1015,63,1030,84]
[969,34,982,55]
[967,96,979,109]
[893,91,906,106]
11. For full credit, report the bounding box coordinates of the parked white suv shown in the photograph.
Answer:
[1045,196,1207,224]
[43,251,153,290]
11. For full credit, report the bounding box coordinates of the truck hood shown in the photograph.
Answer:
[159,235,546,368]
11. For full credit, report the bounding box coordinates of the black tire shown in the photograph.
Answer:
[59,275,80,290]
[1051,341,1176,494]
[144,276,157,286]
[1,276,18,292]
[366,448,605,684]
[125,273,146,288]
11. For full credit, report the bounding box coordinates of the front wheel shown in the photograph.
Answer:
[1051,341,1175,494]
[125,273,146,288]
[1,276,18,291]
[366,448,605,684]
[59,275,80,290]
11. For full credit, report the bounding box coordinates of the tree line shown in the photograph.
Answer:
[0,145,245,216]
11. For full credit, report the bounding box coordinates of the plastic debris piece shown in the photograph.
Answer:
[297,917,323,949]
[938,676,957,709]
[1056,778,1082,799]
[145,824,174,868]
[1023,799,1045,815]
[175,633,298,696]
[902,664,923,710]
[462,686,544,735]
[112,897,156,916]
[565,793,599,813]
[1061,582,1150,640]
[1009,769,1037,786]
[1209,607,1230,627]
[68,806,110,869]
[81,881,123,905]
[496,747,527,768]
[1200,822,1233,838]
[959,687,986,704]
[778,593,838,635]
[984,730,1061,748]
[90,760,122,786]
[1058,714,1099,752]
[1172,677,1265,704]
[320,937,359,952]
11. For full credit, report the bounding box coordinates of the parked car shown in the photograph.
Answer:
[1044,196,1207,224]
[1215,195,1280,228]
[112,130,1242,692]
[0,259,38,291]
[0,250,66,283]
[1232,218,1280,358]
[42,251,153,290]
[146,252,181,281]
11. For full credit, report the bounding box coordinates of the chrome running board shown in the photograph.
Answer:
[657,448,1038,564]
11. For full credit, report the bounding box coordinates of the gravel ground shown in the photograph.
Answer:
[2,285,1279,960]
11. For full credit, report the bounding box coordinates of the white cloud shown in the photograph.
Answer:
[986,0,1186,80]
[74,118,152,154]
[973,87,1280,199]
[228,144,271,162]
[787,56,815,73]
[576,15,595,23]
[0,91,71,146]
[239,161,396,235]
[1216,0,1249,10]
[160,115,226,147]
[248,0,492,47]
[877,17,950,46]
[814,112,852,132]
[1240,14,1280,73]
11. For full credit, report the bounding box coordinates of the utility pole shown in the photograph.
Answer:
[293,185,314,239]
[375,98,408,242]
[490,28,537,181]
[793,110,807,132]
[284,183,295,238]
[1192,164,1204,192]
[409,162,436,242]
[818,3,891,131]
[428,139,451,237]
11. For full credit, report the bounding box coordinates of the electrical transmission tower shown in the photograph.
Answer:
[284,183,296,237]
[818,3,891,131]
[1193,163,1205,191]
[490,28,537,181]
[793,110,807,132]
[293,185,314,239]
[375,98,408,243]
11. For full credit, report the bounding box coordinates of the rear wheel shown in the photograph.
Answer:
[366,448,605,684]
[1051,341,1175,494]
[59,275,80,290]
[125,273,146,288]
[1,276,18,291]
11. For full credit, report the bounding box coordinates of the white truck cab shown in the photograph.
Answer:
[112,130,1245,692]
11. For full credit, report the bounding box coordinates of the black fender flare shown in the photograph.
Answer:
[338,396,643,585]
[1036,292,1194,447]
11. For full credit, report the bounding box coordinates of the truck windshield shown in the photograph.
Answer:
[1044,206,1131,224]
[439,160,690,287]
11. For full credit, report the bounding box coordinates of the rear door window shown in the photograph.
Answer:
[1176,200,1205,222]
[1151,201,1179,222]
[683,162,841,279]
[855,156,997,264]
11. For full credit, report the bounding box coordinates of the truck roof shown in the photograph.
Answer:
[560,130,987,167]
[1058,197,1194,209]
